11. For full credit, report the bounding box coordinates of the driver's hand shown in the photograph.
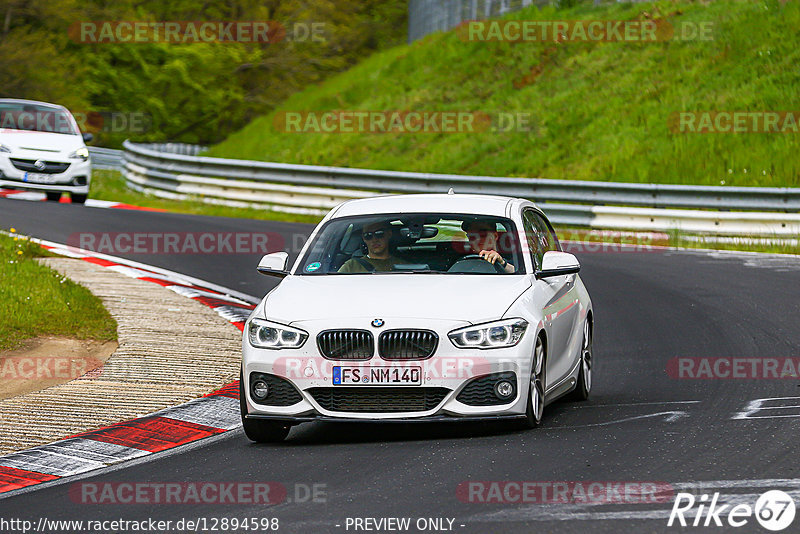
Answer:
[479,249,503,265]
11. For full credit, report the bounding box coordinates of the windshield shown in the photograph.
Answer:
[0,102,78,135]
[298,213,526,275]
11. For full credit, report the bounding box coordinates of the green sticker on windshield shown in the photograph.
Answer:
[305,262,321,272]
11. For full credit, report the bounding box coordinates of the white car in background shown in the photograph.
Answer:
[0,98,93,203]
[241,193,594,442]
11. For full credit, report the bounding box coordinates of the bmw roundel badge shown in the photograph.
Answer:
[371,318,385,328]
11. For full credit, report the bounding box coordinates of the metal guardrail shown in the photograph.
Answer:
[408,0,548,42]
[88,147,125,170]
[408,0,632,43]
[90,144,204,171]
[133,143,208,156]
[117,141,800,236]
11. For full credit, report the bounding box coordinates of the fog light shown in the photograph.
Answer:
[73,176,87,186]
[252,379,269,400]
[494,380,514,399]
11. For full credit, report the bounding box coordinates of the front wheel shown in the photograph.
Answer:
[71,193,87,204]
[570,320,593,401]
[45,191,61,202]
[239,371,290,443]
[520,335,546,429]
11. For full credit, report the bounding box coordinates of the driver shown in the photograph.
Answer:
[338,221,403,273]
[463,219,515,273]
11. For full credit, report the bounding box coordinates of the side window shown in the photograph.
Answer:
[532,213,561,254]
[522,210,543,269]
[547,219,562,252]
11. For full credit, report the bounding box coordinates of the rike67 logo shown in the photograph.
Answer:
[668,490,796,531]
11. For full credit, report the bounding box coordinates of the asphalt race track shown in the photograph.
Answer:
[2,197,800,533]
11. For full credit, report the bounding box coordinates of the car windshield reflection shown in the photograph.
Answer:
[298,213,526,275]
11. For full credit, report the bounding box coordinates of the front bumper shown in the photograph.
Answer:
[245,413,527,424]
[0,155,91,194]
[242,316,535,421]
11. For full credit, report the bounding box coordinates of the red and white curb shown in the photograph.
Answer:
[0,188,165,212]
[0,238,258,496]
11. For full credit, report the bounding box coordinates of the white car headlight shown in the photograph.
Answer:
[247,318,308,349]
[448,318,528,349]
[0,143,11,153]
[69,147,89,161]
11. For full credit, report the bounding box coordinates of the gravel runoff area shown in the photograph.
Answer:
[0,258,242,455]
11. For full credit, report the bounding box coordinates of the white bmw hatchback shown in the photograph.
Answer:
[0,99,93,203]
[241,193,594,442]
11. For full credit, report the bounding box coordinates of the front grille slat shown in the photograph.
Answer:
[317,329,373,360]
[309,387,449,413]
[9,158,71,174]
[378,329,438,360]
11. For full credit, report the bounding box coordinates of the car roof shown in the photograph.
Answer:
[330,193,527,219]
[0,98,66,110]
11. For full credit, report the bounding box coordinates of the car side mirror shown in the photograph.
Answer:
[537,251,580,278]
[82,132,94,144]
[257,252,289,278]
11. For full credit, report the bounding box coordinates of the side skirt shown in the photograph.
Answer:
[544,358,581,406]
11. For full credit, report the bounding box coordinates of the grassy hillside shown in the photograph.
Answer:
[208,0,800,187]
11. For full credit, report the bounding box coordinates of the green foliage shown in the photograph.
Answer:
[0,0,407,146]
[208,0,800,188]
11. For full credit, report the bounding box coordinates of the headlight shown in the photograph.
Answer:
[0,143,11,153]
[247,318,308,349]
[69,147,89,161]
[448,318,528,349]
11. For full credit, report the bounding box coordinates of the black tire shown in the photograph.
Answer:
[45,191,61,202]
[71,193,88,204]
[239,370,290,443]
[520,335,546,429]
[569,319,593,401]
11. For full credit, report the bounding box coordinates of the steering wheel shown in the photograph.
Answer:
[447,254,506,274]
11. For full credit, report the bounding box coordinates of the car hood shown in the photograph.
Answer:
[263,275,531,325]
[0,130,84,155]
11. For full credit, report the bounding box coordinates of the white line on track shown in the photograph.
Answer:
[19,233,261,305]
[561,401,700,409]
[563,411,689,427]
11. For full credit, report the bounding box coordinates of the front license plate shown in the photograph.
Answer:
[333,366,422,386]
[24,172,57,184]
